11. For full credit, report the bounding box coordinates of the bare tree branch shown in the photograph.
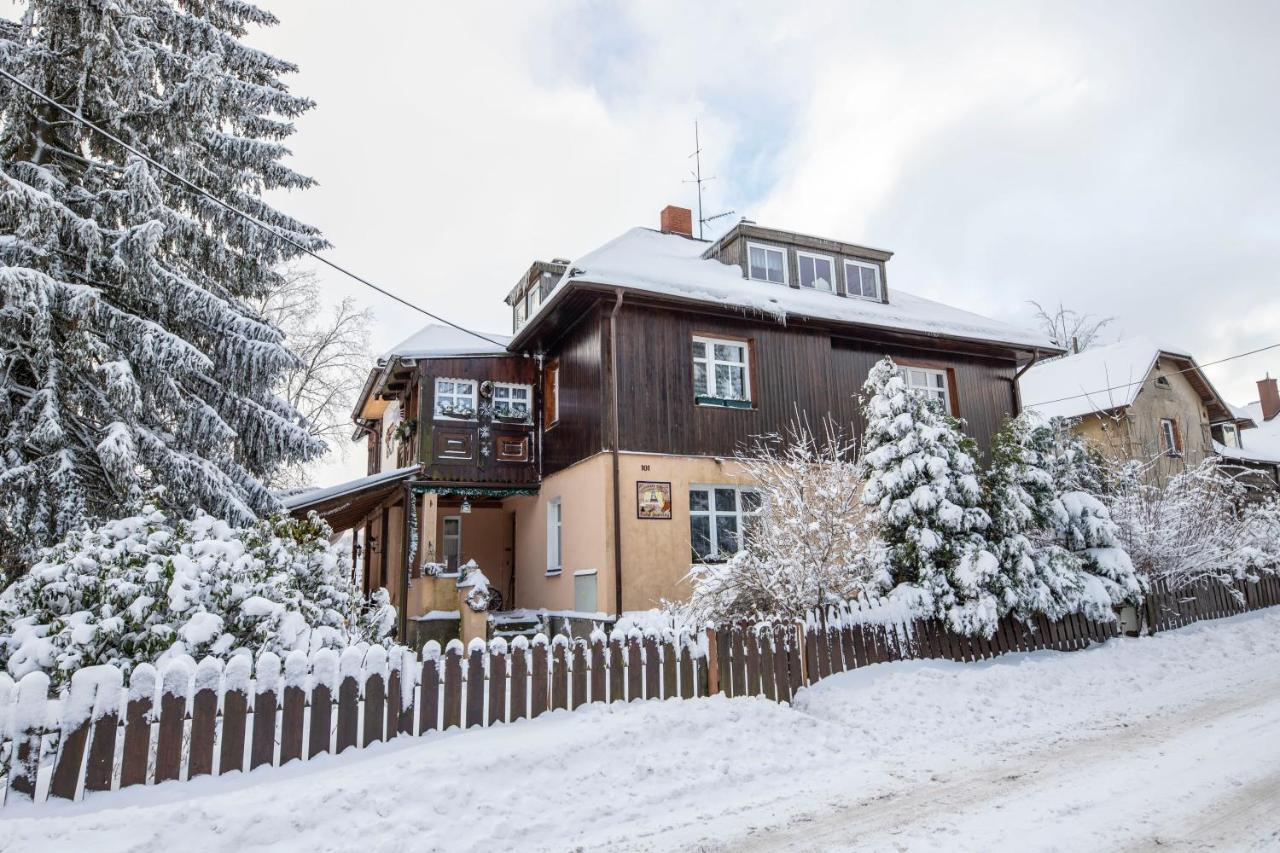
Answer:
[1029,300,1115,357]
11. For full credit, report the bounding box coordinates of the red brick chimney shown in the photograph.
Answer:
[659,205,693,238]
[1259,373,1280,421]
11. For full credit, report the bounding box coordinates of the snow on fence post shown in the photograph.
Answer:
[396,647,417,736]
[251,652,282,769]
[419,641,441,734]
[336,647,362,751]
[488,638,508,725]
[757,628,776,702]
[120,663,157,788]
[626,631,643,702]
[49,665,107,799]
[643,634,660,700]
[570,639,587,711]
[769,627,789,703]
[608,631,626,703]
[704,627,719,696]
[309,649,338,758]
[188,657,222,778]
[550,635,569,712]
[743,629,762,696]
[220,656,251,775]
[363,645,388,746]
[509,637,529,721]
[443,640,464,730]
[589,629,606,704]
[281,651,308,763]
[84,664,124,792]
[7,670,49,802]
[661,632,677,700]
[679,631,696,698]
[529,635,548,718]
[156,656,194,783]
[465,638,486,728]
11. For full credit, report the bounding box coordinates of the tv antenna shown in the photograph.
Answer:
[684,120,734,239]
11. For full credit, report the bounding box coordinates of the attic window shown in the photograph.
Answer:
[1155,375,1172,389]
[747,242,787,284]
[796,251,835,292]
[1220,422,1240,449]
[844,259,882,301]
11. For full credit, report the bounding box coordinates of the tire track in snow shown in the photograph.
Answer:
[698,675,1280,852]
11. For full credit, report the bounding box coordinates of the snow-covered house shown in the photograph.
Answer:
[289,206,1058,646]
[1214,374,1280,489]
[1018,338,1261,484]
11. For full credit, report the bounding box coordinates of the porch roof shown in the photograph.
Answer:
[281,465,419,530]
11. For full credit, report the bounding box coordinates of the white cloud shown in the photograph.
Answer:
[244,1,1280,486]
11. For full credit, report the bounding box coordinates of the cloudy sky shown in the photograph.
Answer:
[246,1,1280,487]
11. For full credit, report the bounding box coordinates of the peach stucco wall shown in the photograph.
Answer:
[404,499,515,618]
[511,451,755,615]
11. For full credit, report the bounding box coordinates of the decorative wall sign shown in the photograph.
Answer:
[636,481,673,520]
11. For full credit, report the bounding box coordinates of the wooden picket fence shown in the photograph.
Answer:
[1142,574,1280,634]
[2,575,1278,809]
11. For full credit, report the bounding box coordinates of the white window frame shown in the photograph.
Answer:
[514,298,528,330]
[442,515,462,573]
[492,382,533,420]
[904,366,951,414]
[692,335,752,404]
[1160,418,1181,457]
[434,377,478,421]
[746,241,788,285]
[796,250,835,292]
[843,258,882,301]
[546,498,563,574]
[689,485,761,562]
[1220,422,1240,449]
[527,282,543,315]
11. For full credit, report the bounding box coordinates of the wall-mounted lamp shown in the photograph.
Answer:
[461,499,472,514]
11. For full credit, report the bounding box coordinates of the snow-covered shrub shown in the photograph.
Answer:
[859,358,999,635]
[686,418,871,624]
[0,506,395,686]
[1106,457,1280,594]
[984,415,1144,621]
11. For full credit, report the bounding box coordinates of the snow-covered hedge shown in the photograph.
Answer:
[0,507,395,686]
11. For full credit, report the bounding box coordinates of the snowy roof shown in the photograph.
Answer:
[281,465,418,512]
[382,323,511,361]
[1218,402,1280,465]
[529,228,1054,351]
[1018,338,1199,421]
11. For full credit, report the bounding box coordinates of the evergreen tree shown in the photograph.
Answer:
[0,1,326,571]
[860,357,998,634]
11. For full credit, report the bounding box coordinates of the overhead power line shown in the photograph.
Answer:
[1024,342,1280,410]
[0,66,510,350]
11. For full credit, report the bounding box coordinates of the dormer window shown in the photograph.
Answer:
[844,259,882,301]
[1220,422,1240,449]
[796,251,835,292]
[747,242,787,284]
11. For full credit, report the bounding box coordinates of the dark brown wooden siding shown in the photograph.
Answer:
[414,355,540,486]
[542,308,606,475]
[612,304,1018,459]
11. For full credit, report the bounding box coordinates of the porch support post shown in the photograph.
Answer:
[398,482,412,645]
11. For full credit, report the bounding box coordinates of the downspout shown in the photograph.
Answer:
[1012,348,1040,413]
[609,289,625,618]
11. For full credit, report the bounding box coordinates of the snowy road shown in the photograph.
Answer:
[4,610,1280,852]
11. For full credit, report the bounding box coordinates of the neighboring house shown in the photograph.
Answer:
[1017,338,1259,484]
[288,206,1057,645]
[1214,374,1280,489]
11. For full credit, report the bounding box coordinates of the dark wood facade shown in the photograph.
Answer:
[604,302,1019,461]
[542,309,607,476]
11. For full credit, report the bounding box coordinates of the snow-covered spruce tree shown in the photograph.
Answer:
[0,504,395,686]
[0,2,326,573]
[686,417,871,624]
[983,414,1143,620]
[859,357,999,635]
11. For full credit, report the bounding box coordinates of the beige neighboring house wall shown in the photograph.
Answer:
[512,451,757,615]
[1071,359,1213,482]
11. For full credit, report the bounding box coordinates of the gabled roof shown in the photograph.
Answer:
[382,323,510,360]
[514,227,1055,352]
[1018,337,1235,422]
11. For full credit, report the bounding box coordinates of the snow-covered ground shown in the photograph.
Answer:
[6,610,1280,852]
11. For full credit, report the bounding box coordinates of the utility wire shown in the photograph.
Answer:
[1024,342,1280,410]
[0,67,511,350]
